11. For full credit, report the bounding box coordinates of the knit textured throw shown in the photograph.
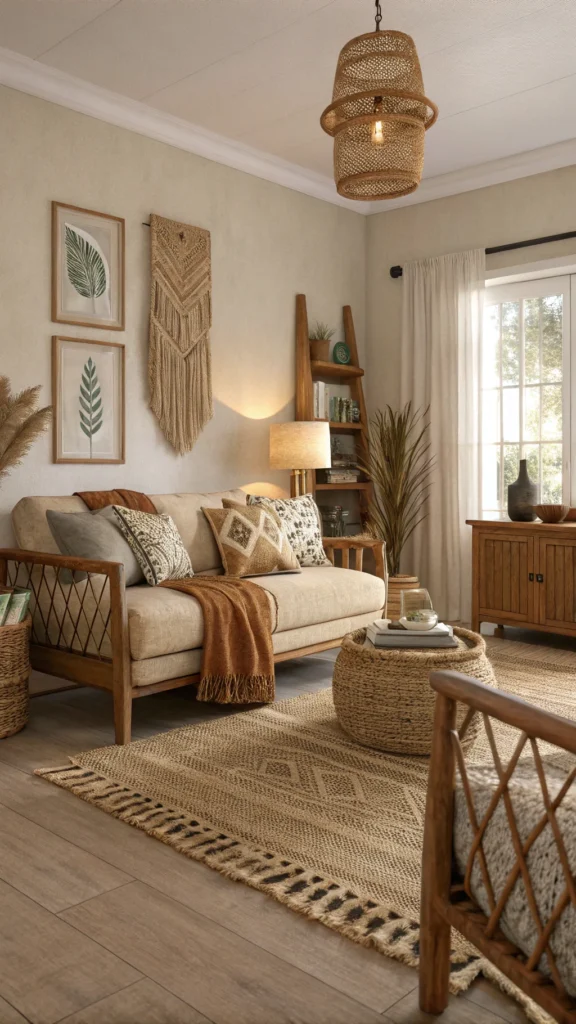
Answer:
[76,489,275,705]
[159,576,275,704]
[149,213,213,455]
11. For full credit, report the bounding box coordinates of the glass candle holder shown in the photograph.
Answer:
[399,588,438,630]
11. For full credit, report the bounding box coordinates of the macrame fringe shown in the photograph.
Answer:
[196,673,275,704]
[149,325,213,455]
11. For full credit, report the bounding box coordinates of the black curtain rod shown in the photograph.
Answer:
[389,230,576,279]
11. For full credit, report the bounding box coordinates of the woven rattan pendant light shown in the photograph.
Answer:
[320,0,437,201]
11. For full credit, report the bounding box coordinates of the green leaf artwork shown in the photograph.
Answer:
[65,225,108,305]
[79,358,103,458]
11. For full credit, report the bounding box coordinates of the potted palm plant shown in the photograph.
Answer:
[361,402,434,618]
[309,321,335,362]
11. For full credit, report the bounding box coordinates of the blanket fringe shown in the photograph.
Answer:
[197,673,275,704]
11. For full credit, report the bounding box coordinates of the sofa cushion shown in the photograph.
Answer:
[257,567,385,632]
[112,506,193,585]
[143,490,247,572]
[46,506,145,586]
[130,610,380,687]
[12,489,247,571]
[248,494,330,567]
[127,566,385,660]
[204,501,300,578]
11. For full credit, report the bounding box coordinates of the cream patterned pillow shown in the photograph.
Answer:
[112,506,193,585]
[248,494,330,567]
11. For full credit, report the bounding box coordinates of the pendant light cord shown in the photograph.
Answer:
[374,0,382,31]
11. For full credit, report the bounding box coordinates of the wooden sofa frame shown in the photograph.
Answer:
[0,537,385,745]
[421,669,576,1024]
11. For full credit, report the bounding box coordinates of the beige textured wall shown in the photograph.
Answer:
[366,165,576,413]
[0,85,367,544]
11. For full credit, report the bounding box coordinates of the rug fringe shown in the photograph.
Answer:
[482,962,555,1024]
[35,761,482,991]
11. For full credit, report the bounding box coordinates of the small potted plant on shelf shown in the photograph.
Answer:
[360,402,435,619]
[309,321,335,362]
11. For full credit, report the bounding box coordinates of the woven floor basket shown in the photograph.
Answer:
[333,626,496,756]
[0,614,30,739]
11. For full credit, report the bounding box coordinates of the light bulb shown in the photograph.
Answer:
[371,96,384,145]
[372,119,384,145]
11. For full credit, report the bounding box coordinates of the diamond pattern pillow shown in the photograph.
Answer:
[248,494,330,567]
[112,506,193,586]
[203,501,300,578]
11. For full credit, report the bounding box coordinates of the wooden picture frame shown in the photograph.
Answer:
[52,336,125,464]
[52,202,125,330]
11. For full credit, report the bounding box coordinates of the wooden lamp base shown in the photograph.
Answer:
[290,469,310,497]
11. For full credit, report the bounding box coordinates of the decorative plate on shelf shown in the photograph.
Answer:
[333,342,351,364]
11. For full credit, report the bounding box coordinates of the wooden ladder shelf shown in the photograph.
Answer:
[295,294,371,524]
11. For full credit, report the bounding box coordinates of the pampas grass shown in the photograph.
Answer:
[0,376,51,484]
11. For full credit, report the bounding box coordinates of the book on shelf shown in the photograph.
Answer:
[326,470,360,483]
[313,381,330,421]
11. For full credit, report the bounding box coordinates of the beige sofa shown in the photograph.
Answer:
[2,489,386,742]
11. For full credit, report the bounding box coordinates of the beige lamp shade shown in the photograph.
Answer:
[270,422,331,470]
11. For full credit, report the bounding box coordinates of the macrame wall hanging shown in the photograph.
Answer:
[149,213,213,455]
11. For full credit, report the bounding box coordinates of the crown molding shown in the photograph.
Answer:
[2,46,576,218]
[0,46,369,215]
[371,138,576,214]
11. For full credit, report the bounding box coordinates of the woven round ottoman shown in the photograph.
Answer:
[332,626,496,755]
[0,614,31,740]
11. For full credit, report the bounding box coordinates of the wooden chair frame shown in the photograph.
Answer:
[0,537,385,745]
[420,669,576,1024]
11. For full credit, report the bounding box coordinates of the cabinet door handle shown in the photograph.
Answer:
[528,573,534,582]
[536,574,544,583]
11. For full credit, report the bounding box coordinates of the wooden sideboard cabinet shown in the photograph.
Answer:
[467,519,576,638]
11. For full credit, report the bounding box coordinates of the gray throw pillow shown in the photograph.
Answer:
[46,506,144,586]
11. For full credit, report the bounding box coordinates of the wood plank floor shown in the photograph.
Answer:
[0,635,546,1024]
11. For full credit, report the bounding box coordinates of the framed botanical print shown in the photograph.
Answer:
[52,336,125,464]
[52,202,125,330]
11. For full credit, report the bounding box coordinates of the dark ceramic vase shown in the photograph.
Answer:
[507,459,538,522]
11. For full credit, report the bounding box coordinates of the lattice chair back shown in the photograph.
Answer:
[420,669,576,1024]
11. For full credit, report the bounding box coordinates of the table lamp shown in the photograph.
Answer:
[270,422,331,497]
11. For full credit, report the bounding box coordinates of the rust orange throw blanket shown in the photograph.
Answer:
[75,489,275,705]
[159,577,275,704]
[74,489,157,513]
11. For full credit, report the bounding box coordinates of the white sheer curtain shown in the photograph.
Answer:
[400,249,484,623]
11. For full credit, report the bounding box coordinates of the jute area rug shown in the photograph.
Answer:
[38,639,576,1024]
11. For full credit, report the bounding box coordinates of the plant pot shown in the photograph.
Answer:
[310,339,330,361]
[386,575,420,619]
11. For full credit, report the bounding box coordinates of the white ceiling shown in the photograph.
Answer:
[2,0,576,206]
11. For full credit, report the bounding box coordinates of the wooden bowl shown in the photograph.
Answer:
[564,508,576,522]
[534,504,569,523]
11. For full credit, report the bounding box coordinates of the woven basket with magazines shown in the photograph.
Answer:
[0,614,31,739]
[332,626,496,755]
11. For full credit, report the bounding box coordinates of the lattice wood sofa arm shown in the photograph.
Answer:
[0,548,131,743]
[323,536,387,580]
[420,669,576,1023]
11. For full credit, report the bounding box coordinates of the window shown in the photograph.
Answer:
[481,276,573,517]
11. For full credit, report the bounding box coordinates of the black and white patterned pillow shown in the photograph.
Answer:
[112,506,193,585]
[248,494,330,567]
